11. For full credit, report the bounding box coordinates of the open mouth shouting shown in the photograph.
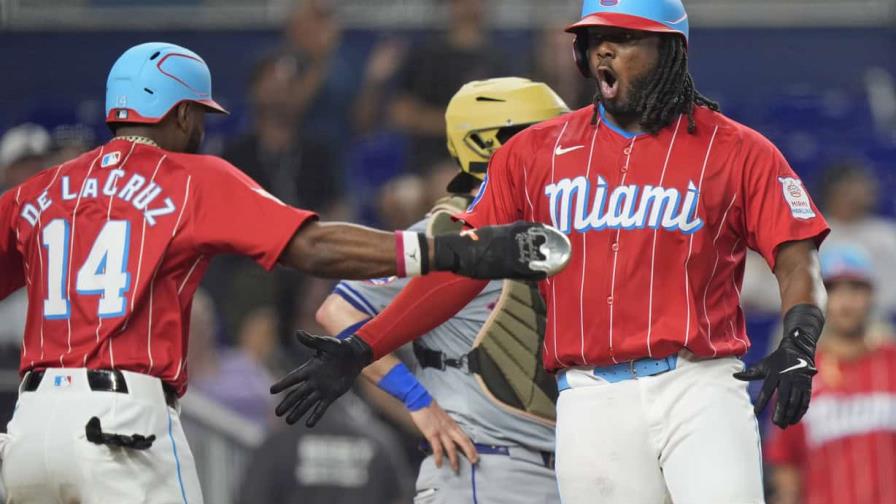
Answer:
[597,66,619,101]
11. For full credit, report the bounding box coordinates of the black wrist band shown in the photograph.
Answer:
[783,303,825,348]
[417,232,430,275]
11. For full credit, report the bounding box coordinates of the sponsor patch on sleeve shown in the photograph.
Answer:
[778,177,816,220]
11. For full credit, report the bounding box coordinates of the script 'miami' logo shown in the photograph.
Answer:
[544,176,703,235]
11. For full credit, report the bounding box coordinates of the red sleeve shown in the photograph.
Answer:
[188,157,317,270]
[455,134,527,229]
[739,129,829,270]
[355,272,488,359]
[0,189,25,300]
[764,420,808,467]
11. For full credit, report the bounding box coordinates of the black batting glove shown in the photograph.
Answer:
[734,304,824,428]
[270,331,373,427]
[433,221,571,280]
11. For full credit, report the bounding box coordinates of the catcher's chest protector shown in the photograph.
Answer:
[427,195,558,425]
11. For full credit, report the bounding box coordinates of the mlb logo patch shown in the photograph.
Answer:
[53,375,73,388]
[101,151,121,168]
[116,109,129,120]
[778,177,816,220]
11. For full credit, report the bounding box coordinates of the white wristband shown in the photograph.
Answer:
[396,231,424,277]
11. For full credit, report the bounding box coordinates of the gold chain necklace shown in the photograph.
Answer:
[112,135,160,148]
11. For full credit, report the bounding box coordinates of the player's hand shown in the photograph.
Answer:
[411,401,478,473]
[433,222,571,281]
[270,331,373,427]
[733,328,817,428]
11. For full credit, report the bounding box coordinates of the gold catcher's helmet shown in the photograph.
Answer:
[445,77,570,193]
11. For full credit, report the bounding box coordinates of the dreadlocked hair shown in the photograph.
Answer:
[591,35,719,134]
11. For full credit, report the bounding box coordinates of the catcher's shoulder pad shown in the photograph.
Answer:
[469,280,557,424]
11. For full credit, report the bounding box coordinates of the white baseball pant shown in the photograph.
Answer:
[0,368,203,503]
[555,352,765,504]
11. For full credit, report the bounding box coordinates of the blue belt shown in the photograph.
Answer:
[557,355,678,391]
[419,441,555,469]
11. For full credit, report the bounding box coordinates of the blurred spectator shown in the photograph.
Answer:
[238,393,414,504]
[0,123,51,191]
[214,52,345,340]
[188,293,278,429]
[532,23,592,109]
[389,0,511,173]
[353,38,407,136]
[222,53,342,211]
[0,124,53,359]
[282,0,361,156]
[765,245,896,504]
[818,161,896,319]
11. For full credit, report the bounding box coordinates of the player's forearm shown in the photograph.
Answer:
[363,352,403,384]
[773,240,826,314]
[282,221,428,279]
[283,220,564,282]
[356,272,487,359]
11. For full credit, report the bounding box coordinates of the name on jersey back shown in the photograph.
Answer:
[18,169,176,228]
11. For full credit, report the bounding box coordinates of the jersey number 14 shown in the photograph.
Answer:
[42,219,131,319]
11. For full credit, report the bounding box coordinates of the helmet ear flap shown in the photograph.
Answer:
[573,32,591,78]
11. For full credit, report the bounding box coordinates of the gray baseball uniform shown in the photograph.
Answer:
[335,218,560,504]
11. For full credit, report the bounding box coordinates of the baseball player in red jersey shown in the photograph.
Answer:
[0,42,570,503]
[766,245,896,504]
[272,1,831,503]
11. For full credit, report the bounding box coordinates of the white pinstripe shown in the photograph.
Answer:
[172,259,203,381]
[13,187,28,360]
[147,272,157,373]
[549,121,569,367]
[171,176,191,237]
[521,162,546,356]
[683,125,719,347]
[34,162,67,361]
[701,192,738,357]
[135,155,166,372]
[608,135,638,365]
[645,117,682,358]
[578,125,600,364]
[872,354,896,502]
[128,155,167,314]
[172,358,186,381]
[727,237,749,353]
[177,256,203,295]
[62,149,104,366]
[97,142,137,367]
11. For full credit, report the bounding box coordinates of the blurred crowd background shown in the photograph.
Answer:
[1,0,895,502]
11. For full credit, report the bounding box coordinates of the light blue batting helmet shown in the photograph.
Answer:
[105,42,228,124]
[566,0,689,43]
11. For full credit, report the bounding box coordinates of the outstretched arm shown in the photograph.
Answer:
[278,220,568,281]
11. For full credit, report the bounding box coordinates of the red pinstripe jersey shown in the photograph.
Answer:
[0,138,315,395]
[765,345,896,504]
[459,105,829,371]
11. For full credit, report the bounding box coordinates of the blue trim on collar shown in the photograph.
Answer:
[599,104,646,139]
